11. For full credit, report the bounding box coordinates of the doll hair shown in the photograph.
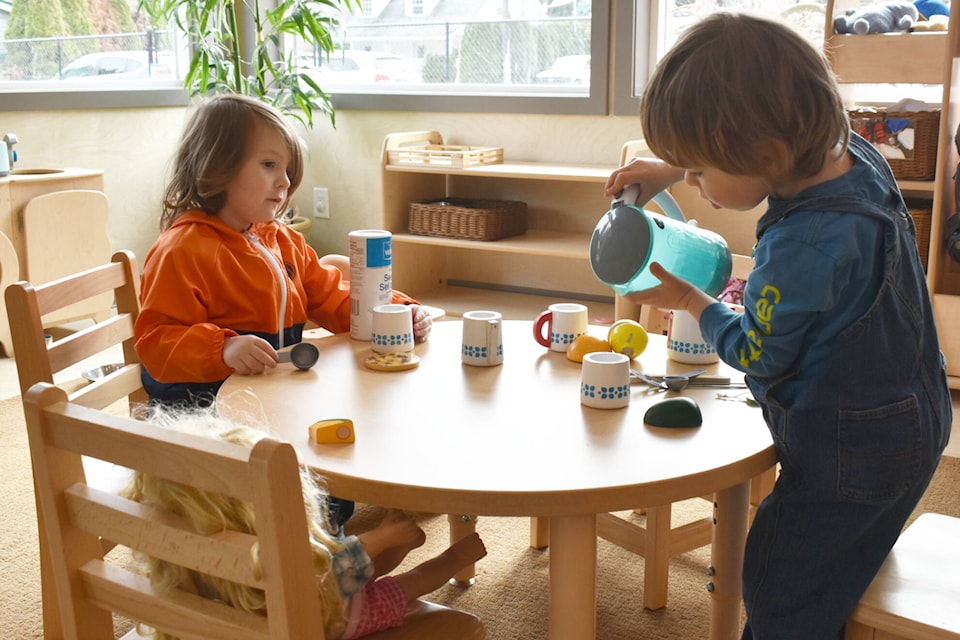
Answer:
[121,407,345,639]
[159,93,305,230]
[640,12,850,188]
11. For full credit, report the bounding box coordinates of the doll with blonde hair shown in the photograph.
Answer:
[123,409,486,639]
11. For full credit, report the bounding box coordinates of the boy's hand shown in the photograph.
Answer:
[223,334,278,375]
[604,157,685,201]
[623,262,715,320]
[411,304,433,342]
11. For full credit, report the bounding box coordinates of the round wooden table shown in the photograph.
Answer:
[219,320,777,640]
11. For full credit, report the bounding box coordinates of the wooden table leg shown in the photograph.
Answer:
[643,503,672,610]
[549,514,597,640]
[530,516,549,549]
[710,481,750,640]
[448,514,478,585]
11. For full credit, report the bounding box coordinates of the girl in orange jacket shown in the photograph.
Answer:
[136,93,431,408]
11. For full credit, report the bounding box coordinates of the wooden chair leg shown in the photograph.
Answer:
[36,490,63,640]
[643,504,672,610]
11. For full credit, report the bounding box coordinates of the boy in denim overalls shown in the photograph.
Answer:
[605,12,952,639]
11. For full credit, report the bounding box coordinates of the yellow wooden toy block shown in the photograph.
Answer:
[309,418,355,444]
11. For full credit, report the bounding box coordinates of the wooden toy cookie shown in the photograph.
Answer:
[363,351,420,371]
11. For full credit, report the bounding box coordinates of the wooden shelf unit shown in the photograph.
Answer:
[380,131,617,320]
[825,0,960,389]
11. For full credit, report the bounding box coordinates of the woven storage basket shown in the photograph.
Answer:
[408,198,527,241]
[909,206,932,270]
[849,108,940,180]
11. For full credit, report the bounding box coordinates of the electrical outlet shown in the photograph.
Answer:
[313,187,330,219]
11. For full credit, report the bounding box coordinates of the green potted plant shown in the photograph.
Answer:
[140,0,358,128]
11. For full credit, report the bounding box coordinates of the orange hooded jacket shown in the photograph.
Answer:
[135,211,415,400]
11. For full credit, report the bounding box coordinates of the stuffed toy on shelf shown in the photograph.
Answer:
[912,0,950,31]
[834,0,920,34]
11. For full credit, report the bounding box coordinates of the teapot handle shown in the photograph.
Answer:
[613,184,686,223]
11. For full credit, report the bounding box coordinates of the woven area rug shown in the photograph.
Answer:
[2,387,957,639]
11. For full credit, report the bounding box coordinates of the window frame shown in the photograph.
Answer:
[0,0,611,115]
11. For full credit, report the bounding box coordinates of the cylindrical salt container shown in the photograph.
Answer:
[349,230,393,340]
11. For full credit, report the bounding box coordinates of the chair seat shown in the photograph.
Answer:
[846,513,960,640]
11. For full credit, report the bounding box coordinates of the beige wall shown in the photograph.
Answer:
[3,107,762,266]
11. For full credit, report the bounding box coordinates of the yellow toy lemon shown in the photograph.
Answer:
[607,319,648,359]
[566,334,612,363]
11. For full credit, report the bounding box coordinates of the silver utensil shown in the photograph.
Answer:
[660,368,706,391]
[277,342,319,370]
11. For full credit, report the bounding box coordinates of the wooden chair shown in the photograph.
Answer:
[597,140,776,611]
[23,381,486,640]
[845,513,960,640]
[5,249,148,640]
[5,249,146,410]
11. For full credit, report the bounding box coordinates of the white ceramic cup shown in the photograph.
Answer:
[666,304,744,364]
[580,351,631,409]
[370,303,414,354]
[533,302,588,352]
[461,310,503,366]
[666,310,718,364]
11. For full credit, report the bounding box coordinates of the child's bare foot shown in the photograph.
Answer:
[359,510,426,577]
[447,532,487,567]
[379,510,427,549]
[393,532,488,601]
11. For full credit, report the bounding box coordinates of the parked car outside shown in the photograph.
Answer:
[534,54,590,85]
[309,50,419,84]
[54,51,173,81]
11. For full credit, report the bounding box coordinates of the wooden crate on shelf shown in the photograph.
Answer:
[387,144,503,169]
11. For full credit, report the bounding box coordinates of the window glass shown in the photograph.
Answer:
[1,0,607,114]
[616,1,939,115]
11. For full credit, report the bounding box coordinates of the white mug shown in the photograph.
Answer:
[370,303,414,354]
[666,304,743,364]
[580,351,631,409]
[461,310,503,366]
[533,302,588,352]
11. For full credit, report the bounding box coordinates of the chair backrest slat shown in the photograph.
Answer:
[80,561,269,640]
[65,485,263,588]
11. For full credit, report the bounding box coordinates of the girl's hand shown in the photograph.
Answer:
[223,334,278,375]
[411,304,433,342]
[623,262,715,321]
[604,157,685,202]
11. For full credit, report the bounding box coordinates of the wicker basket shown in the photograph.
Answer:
[849,108,940,180]
[909,206,932,270]
[408,198,527,241]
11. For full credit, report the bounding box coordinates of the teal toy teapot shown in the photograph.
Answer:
[589,185,732,298]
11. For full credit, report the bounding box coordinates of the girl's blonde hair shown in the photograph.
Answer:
[640,12,850,186]
[122,408,345,639]
[160,93,304,230]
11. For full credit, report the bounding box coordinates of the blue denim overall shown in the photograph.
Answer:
[740,187,952,638]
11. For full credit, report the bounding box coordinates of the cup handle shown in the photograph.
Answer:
[487,319,500,363]
[532,311,552,348]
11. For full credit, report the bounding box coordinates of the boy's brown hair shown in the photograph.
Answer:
[640,12,849,187]
[160,93,305,230]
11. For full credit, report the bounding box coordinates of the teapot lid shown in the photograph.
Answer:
[589,204,652,285]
